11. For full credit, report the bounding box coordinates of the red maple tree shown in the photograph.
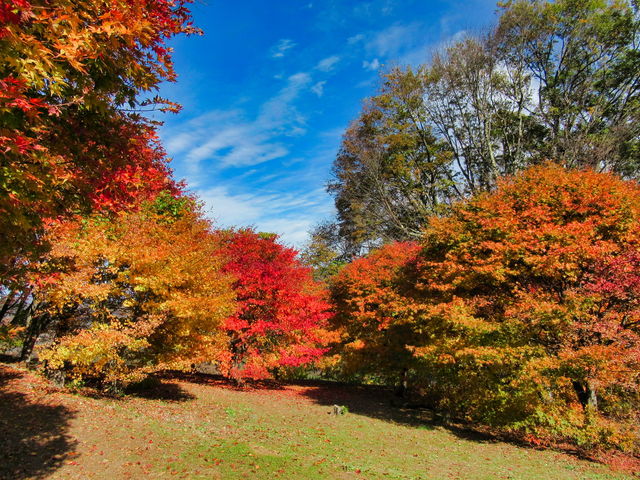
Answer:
[216,230,332,380]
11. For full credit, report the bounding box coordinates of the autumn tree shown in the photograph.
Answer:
[329,241,421,389]
[327,164,640,452]
[216,229,333,381]
[29,195,235,390]
[404,164,640,452]
[325,0,640,256]
[0,0,196,276]
[300,221,347,281]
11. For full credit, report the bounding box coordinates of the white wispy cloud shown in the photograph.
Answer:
[259,218,317,246]
[270,38,296,58]
[399,29,470,66]
[163,72,312,179]
[259,72,311,134]
[365,22,422,58]
[362,58,381,71]
[348,33,365,45]
[311,81,326,97]
[197,185,333,247]
[347,22,469,70]
[198,186,262,225]
[168,114,289,181]
[315,55,340,72]
[352,0,396,18]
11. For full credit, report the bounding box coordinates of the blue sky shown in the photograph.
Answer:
[156,0,499,247]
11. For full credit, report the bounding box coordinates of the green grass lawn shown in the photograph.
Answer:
[0,365,635,480]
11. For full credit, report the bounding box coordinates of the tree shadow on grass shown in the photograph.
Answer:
[300,381,640,471]
[300,380,640,465]
[141,370,500,446]
[0,367,77,480]
[296,379,503,445]
[157,370,287,392]
[297,381,634,469]
[125,374,197,402]
[297,380,440,428]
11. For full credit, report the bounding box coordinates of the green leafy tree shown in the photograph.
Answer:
[495,0,640,173]
[301,221,347,281]
[326,0,640,256]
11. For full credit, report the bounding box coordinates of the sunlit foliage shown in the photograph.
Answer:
[329,241,421,384]
[216,229,333,380]
[0,0,196,274]
[37,197,235,389]
[330,164,640,453]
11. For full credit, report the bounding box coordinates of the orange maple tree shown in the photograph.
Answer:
[329,241,421,384]
[329,164,640,453]
[35,196,235,390]
[406,164,640,452]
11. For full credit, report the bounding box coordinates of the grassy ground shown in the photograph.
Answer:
[0,364,636,480]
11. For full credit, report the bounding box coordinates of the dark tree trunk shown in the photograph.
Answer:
[10,292,31,326]
[394,368,409,398]
[572,380,598,410]
[19,305,49,361]
[0,290,17,323]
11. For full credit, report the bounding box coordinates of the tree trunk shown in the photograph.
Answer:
[20,305,49,361]
[10,292,30,326]
[394,368,409,398]
[0,290,16,323]
[572,380,598,410]
[587,381,598,410]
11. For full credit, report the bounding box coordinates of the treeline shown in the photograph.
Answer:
[1,0,639,459]
[0,0,331,389]
[20,202,332,388]
[305,0,640,456]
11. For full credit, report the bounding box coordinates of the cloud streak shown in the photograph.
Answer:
[365,22,422,58]
[315,55,340,72]
[270,38,296,58]
[311,81,326,97]
[197,184,334,246]
[362,58,380,71]
[163,72,313,179]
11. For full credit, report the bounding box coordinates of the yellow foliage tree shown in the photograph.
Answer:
[37,195,236,389]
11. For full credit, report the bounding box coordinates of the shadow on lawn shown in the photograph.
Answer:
[157,370,287,392]
[126,370,288,402]
[298,380,640,472]
[126,375,197,402]
[158,369,495,444]
[137,370,499,446]
[296,380,499,444]
[0,367,78,480]
[299,381,436,426]
[130,370,499,447]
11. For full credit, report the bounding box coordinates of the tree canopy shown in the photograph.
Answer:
[322,0,640,257]
[216,229,333,380]
[330,163,640,453]
[0,0,196,276]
